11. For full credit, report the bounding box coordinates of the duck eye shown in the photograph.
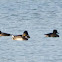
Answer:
[23,34,26,36]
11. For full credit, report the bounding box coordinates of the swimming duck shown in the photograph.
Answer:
[0,31,11,36]
[12,31,30,40]
[44,30,59,37]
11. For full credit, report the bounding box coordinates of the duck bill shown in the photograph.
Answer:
[27,35,30,38]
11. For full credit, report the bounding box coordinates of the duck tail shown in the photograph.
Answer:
[12,35,14,37]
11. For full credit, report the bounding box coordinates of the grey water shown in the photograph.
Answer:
[0,0,62,62]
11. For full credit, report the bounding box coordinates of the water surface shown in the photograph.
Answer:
[0,0,62,62]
